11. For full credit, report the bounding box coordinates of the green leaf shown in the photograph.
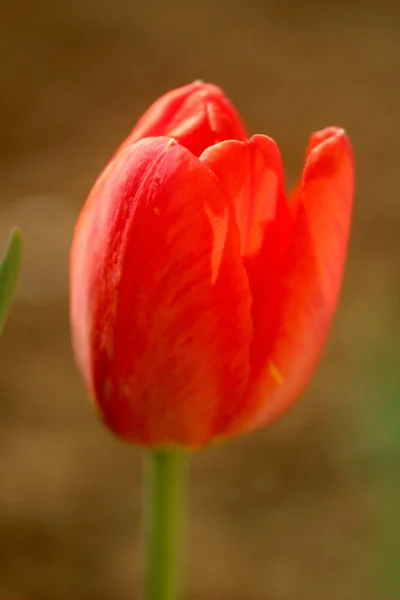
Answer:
[0,228,23,336]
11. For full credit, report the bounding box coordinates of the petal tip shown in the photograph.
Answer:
[305,127,354,177]
[309,126,351,153]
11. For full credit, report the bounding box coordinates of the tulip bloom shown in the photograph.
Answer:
[70,82,354,448]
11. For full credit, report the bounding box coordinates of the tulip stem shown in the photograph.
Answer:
[144,449,185,600]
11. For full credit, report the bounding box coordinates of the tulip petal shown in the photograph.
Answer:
[201,135,293,328]
[117,81,247,157]
[289,126,344,217]
[70,137,253,447]
[227,128,354,434]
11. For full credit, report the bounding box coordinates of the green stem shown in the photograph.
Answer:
[144,449,185,600]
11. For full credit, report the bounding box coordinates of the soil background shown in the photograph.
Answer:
[0,1,399,598]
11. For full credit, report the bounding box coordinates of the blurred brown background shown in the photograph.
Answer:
[0,0,399,598]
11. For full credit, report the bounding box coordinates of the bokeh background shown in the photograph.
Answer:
[1,1,399,598]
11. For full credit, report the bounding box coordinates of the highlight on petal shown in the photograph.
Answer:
[117,81,247,157]
[70,137,253,447]
[229,127,354,434]
[201,135,293,327]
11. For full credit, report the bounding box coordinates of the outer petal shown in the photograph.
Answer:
[201,135,293,328]
[289,127,343,217]
[229,128,354,435]
[116,81,247,157]
[70,137,253,447]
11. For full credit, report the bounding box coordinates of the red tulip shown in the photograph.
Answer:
[70,82,354,448]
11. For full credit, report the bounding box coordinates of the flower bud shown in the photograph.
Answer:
[70,83,354,448]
